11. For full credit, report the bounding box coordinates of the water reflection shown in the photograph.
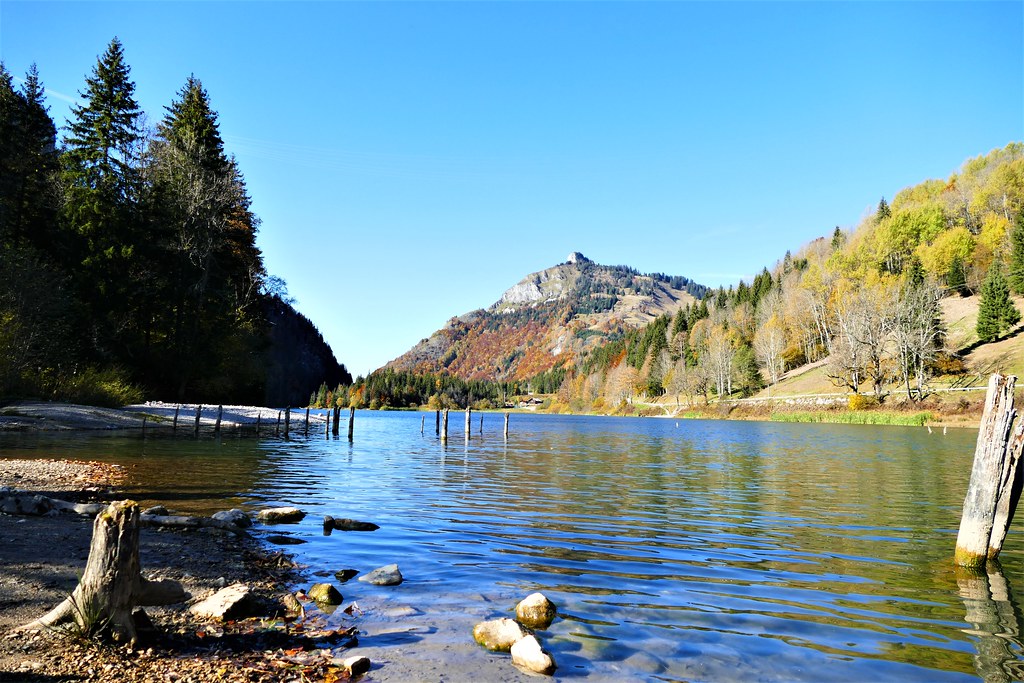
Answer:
[958,562,1024,682]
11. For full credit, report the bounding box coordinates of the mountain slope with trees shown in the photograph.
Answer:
[0,39,348,407]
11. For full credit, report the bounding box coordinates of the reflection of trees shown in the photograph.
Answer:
[957,562,1024,682]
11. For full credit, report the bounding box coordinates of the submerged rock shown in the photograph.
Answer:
[334,568,360,583]
[257,507,305,524]
[308,583,343,606]
[265,534,307,545]
[515,592,557,629]
[358,564,403,586]
[472,618,531,652]
[511,634,556,675]
[323,515,379,533]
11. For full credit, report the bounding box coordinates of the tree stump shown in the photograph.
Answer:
[955,374,1024,568]
[19,500,188,645]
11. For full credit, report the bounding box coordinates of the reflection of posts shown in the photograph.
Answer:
[956,563,1024,683]
[955,374,1024,568]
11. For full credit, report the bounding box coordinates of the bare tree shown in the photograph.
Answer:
[892,280,943,400]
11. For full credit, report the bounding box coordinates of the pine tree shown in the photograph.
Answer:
[1009,211,1024,295]
[906,256,925,289]
[947,255,968,296]
[976,261,1021,343]
[876,197,891,222]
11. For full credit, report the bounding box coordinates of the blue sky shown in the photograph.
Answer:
[2,1,1021,376]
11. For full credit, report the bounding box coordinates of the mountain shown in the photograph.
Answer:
[387,252,708,382]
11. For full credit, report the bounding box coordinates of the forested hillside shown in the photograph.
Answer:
[322,144,1023,414]
[0,39,347,407]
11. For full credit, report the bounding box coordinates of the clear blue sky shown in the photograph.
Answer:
[3,2,1021,376]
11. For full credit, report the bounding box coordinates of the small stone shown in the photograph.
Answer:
[472,618,531,652]
[334,568,359,583]
[142,505,169,516]
[257,507,305,523]
[341,655,371,677]
[279,592,303,615]
[511,634,557,675]
[212,509,252,528]
[358,564,403,586]
[308,583,343,606]
[515,592,558,629]
[265,534,307,545]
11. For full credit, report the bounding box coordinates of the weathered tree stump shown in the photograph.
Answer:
[955,374,1024,568]
[19,500,188,645]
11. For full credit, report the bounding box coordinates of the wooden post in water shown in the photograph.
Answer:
[325,410,330,437]
[214,405,223,434]
[256,413,261,436]
[194,405,202,436]
[141,416,147,435]
[442,409,449,442]
[955,374,1024,568]
[348,407,355,442]
[172,405,180,432]
[284,407,291,439]
[421,415,425,434]
[504,412,510,440]
[304,408,310,436]
[332,406,340,436]
[435,410,440,436]
[465,407,471,439]
[275,411,281,437]
[479,414,483,434]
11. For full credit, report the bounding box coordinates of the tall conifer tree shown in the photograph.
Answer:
[976,260,1021,342]
[1009,211,1024,295]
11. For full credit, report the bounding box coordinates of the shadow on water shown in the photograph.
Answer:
[957,561,1024,682]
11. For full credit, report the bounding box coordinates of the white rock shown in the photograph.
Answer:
[472,617,531,652]
[511,634,557,675]
[341,655,371,677]
[358,563,403,586]
[189,583,254,620]
[256,506,305,523]
[213,509,252,528]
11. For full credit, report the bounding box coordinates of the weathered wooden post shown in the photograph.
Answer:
[504,412,510,440]
[421,415,425,434]
[479,414,483,434]
[465,407,472,439]
[332,406,340,436]
[172,405,180,432]
[442,409,449,442]
[435,409,440,436]
[194,405,202,436]
[255,413,261,436]
[214,405,223,434]
[304,407,310,436]
[348,407,355,441]
[325,410,330,437]
[141,416,147,435]
[275,410,282,437]
[955,374,1024,568]
[284,406,291,439]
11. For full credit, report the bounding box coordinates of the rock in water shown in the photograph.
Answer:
[257,507,305,524]
[511,634,557,675]
[334,568,359,583]
[190,583,257,620]
[515,592,558,629]
[142,505,169,516]
[472,618,531,652]
[213,509,252,528]
[358,564,403,586]
[308,583,343,606]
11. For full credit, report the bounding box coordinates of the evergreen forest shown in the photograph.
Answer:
[1,39,349,407]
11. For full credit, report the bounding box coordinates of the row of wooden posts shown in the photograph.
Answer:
[152,404,512,443]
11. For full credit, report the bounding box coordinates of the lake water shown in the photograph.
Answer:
[2,412,1022,682]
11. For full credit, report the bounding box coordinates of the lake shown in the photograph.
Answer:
[2,412,1021,682]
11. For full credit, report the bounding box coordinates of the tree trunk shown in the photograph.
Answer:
[19,500,188,645]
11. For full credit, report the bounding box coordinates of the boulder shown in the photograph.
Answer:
[308,583,343,606]
[142,505,169,516]
[515,592,557,629]
[279,592,304,616]
[511,634,556,675]
[257,507,305,524]
[212,509,252,528]
[189,583,258,620]
[472,617,531,652]
[358,564,403,586]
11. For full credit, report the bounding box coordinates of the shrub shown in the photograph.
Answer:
[848,394,879,410]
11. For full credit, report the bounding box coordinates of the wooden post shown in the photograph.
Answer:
[275,411,281,437]
[325,410,330,437]
[141,416,147,435]
[348,407,355,441]
[305,407,310,436]
[284,406,291,439]
[421,415,425,434]
[214,405,223,434]
[332,406,340,436]
[955,374,1024,568]
[172,405,180,432]
[194,405,202,436]
[504,412,510,439]
[442,409,449,442]
[256,413,261,436]
[479,414,483,434]
[435,409,440,436]
[465,407,472,439]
